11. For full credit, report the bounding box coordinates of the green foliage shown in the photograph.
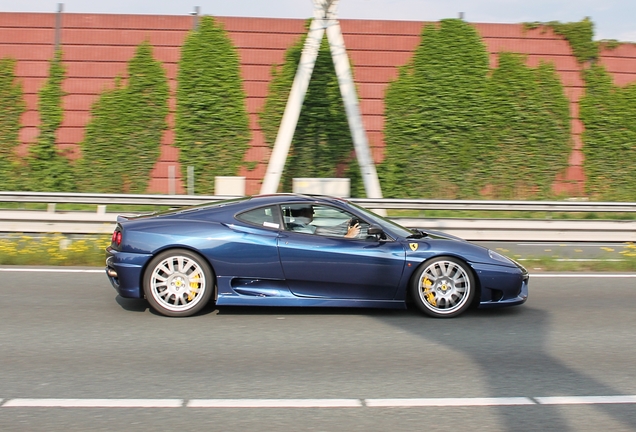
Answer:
[548,18,598,63]
[27,50,75,191]
[522,22,542,32]
[486,53,571,198]
[524,18,598,63]
[176,16,250,194]
[381,19,491,198]
[598,40,621,51]
[0,58,26,190]
[79,41,168,193]
[259,23,362,194]
[580,64,636,200]
[0,233,109,266]
[381,20,571,199]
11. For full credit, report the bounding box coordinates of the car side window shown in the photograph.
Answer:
[281,204,369,239]
[236,206,280,229]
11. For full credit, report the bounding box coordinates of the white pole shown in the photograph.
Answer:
[324,10,383,199]
[260,0,382,199]
[259,2,331,194]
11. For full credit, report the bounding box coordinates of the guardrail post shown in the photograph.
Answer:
[187,166,194,195]
[168,166,176,195]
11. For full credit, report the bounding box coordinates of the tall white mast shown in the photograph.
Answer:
[260,0,382,199]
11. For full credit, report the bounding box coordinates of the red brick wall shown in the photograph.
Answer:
[2,12,635,196]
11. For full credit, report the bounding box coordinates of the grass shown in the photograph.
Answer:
[503,242,636,272]
[518,256,636,272]
[521,258,636,273]
[388,209,636,220]
[0,234,110,266]
[1,234,635,272]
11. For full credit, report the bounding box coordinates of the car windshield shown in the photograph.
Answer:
[347,201,415,238]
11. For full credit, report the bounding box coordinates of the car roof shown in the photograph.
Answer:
[244,193,349,206]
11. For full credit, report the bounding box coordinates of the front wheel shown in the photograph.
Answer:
[410,257,475,318]
[143,249,214,317]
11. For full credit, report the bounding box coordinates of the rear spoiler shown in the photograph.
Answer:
[116,212,156,222]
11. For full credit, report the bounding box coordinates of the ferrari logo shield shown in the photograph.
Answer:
[409,243,418,251]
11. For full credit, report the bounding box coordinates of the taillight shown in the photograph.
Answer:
[111,230,122,246]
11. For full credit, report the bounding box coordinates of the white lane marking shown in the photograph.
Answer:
[2,399,183,408]
[0,268,103,273]
[2,396,636,408]
[536,396,636,405]
[552,259,625,262]
[530,274,636,278]
[365,397,535,407]
[516,243,627,247]
[188,399,362,408]
[520,258,625,262]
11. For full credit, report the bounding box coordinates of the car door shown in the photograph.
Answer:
[277,204,406,300]
[218,204,285,280]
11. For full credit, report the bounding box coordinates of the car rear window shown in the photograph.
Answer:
[236,206,280,229]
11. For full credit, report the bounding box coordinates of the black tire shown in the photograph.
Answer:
[410,256,475,318]
[143,249,214,317]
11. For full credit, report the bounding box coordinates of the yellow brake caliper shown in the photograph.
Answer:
[188,273,200,301]
[422,277,437,306]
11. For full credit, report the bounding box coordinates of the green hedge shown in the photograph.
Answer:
[580,64,636,201]
[381,19,492,199]
[78,41,169,193]
[259,22,363,195]
[524,18,598,63]
[0,58,25,190]
[175,16,250,194]
[27,50,75,192]
[486,53,571,198]
[381,19,571,199]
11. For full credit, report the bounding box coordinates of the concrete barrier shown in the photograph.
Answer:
[1,210,634,241]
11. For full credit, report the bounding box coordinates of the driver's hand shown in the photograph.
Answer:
[345,223,360,238]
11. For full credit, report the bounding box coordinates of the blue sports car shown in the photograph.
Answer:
[105,194,528,318]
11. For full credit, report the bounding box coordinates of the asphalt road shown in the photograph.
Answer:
[1,269,635,431]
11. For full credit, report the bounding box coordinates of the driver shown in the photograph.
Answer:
[289,206,317,234]
[289,206,360,238]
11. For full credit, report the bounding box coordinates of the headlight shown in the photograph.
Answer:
[488,249,514,264]
[489,250,528,275]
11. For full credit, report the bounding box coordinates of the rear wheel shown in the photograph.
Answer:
[143,249,214,317]
[410,257,475,318]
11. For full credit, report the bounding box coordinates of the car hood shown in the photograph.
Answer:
[419,229,466,242]
[405,228,466,242]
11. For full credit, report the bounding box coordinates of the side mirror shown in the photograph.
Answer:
[367,224,383,235]
[367,224,385,240]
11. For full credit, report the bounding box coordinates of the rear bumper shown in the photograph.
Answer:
[105,247,152,298]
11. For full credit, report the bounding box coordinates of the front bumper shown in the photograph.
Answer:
[473,261,529,309]
[478,276,529,308]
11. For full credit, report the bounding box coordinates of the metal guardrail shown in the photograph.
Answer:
[351,198,636,213]
[2,191,636,212]
[1,192,635,241]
